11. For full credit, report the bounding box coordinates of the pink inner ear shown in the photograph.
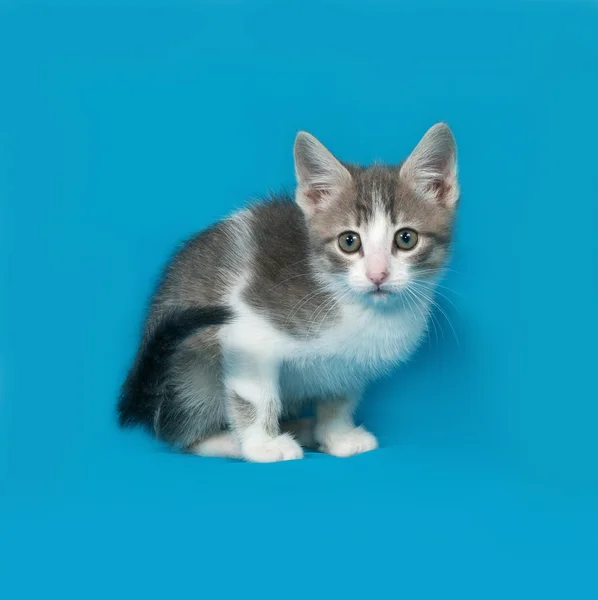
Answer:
[427,178,452,204]
[305,187,329,206]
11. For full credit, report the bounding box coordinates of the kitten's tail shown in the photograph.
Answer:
[117,306,232,430]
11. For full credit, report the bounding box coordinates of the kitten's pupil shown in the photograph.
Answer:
[401,231,411,244]
[346,235,355,246]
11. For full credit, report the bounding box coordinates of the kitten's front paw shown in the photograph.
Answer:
[318,426,379,457]
[242,433,304,463]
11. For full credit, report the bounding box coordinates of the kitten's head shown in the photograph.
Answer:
[294,124,459,306]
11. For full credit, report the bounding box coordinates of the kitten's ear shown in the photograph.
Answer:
[294,131,352,216]
[400,123,459,207]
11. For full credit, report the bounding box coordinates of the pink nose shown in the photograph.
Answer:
[367,270,389,286]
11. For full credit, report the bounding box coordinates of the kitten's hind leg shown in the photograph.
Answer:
[189,431,242,458]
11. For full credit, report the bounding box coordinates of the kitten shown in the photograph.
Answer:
[118,123,459,462]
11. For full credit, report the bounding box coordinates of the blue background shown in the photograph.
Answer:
[1,0,597,597]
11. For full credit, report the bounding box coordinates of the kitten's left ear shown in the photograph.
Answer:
[294,131,352,217]
[400,123,459,207]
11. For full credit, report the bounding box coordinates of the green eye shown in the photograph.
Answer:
[395,228,418,250]
[338,231,362,253]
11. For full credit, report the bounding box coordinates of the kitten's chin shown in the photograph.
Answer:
[369,289,392,300]
[330,279,404,310]
[355,288,403,310]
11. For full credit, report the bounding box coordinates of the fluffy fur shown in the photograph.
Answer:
[118,123,459,462]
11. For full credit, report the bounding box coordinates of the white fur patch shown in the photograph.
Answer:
[242,433,304,463]
[190,432,241,458]
[318,426,379,457]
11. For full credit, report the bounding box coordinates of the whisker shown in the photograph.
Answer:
[407,287,441,349]
[415,266,464,277]
[405,287,438,348]
[409,286,460,348]
[307,289,352,341]
[266,272,312,294]
[401,288,431,350]
[308,290,350,338]
[412,279,465,299]
[283,288,328,330]
[304,294,338,340]
[410,282,462,314]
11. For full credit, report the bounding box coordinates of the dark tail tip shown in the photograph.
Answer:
[117,306,232,430]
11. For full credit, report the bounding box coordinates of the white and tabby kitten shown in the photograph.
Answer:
[118,123,459,462]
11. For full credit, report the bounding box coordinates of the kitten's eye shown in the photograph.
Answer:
[395,228,419,251]
[338,231,362,253]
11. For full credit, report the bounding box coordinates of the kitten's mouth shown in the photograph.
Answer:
[370,288,391,298]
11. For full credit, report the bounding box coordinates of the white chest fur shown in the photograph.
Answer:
[282,301,428,398]
[222,294,430,402]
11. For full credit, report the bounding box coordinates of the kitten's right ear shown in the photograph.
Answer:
[294,132,352,217]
